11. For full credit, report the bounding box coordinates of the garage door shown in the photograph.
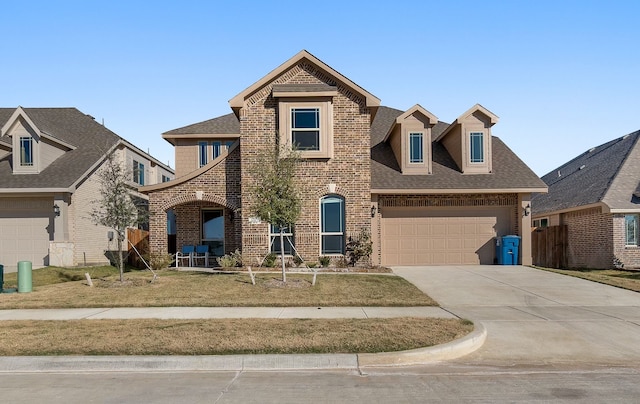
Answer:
[0,198,51,269]
[381,207,511,266]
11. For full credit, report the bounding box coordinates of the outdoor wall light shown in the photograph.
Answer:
[371,205,377,217]
[53,204,60,217]
[524,204,531,217]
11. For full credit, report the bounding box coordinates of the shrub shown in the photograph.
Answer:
[346,228,373,266]
[263,253,277,268]
[145,253,175,271]
[293,255,304,267]
[216,254,238,268]
[319,256,331,267]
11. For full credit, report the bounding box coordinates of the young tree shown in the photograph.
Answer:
[252,145,301,282]
[91,151,147,282]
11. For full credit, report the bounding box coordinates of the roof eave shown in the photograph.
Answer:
[371,187,548,195]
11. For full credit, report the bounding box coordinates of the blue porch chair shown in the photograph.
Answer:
[175,245,195,267]
[193,245,210,267]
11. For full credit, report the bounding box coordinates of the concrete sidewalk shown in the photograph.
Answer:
[0,306,454,320]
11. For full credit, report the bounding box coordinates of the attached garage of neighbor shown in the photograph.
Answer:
[0,197,51,270]
[380,206,513,266]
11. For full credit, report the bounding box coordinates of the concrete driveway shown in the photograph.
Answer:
[394,265,640,366]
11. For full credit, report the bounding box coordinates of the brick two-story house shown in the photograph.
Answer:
[142,50,546,266]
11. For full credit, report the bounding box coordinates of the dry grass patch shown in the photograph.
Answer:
[0,318,473,355]
[535,267,640,292]
[0,267,436,309]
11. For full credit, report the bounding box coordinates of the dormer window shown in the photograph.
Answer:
[409,132,424,164]
[20,136,34,166]
[469,132,484,163]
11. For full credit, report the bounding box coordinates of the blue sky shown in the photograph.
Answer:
[2,0,638,176]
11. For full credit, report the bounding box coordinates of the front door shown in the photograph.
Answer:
[202,209,224,256]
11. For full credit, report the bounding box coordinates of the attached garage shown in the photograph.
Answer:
[381,206,512,266]
[0,198,51,269]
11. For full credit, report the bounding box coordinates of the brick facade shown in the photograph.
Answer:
[613,214,640,269]
[239,62,371,264]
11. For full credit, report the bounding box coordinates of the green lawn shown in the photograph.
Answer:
[535,266,640,292]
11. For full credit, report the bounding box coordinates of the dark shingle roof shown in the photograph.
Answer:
[163,113,240,135]
[0,108,120,189]
[370,106,546,191]
[532,131,640,214]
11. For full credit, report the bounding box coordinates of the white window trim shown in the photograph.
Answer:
[625,214,639,247]
[469,131,485,164]
[319,195,345,255]
[198,141,208,167]
[279,98,333,159]
[269,224,295,255]
[408,131,424,164]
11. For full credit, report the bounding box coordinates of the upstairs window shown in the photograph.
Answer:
[133,160,145,185]
[199,141,208,167]
[291,108,320,151]
[20,136,33,166]
[470,132,484,163]
[409,132,424,163]
[162,175,171,183]
[321,195,345,255]
[625,214,639,246]
[212,141,222,159]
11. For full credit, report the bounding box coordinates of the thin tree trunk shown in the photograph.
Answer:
[117,236,124,282]
[280,229,286,282]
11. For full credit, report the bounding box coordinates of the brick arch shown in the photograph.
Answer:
[313,184,346,199]
[161,193,240,212]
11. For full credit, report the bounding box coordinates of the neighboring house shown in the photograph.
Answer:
[0,107,174,271]
[532,131,640,269]
[141,50,545,267]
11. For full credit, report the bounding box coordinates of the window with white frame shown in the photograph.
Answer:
[291,107,320,151]
[279,100,333,158]
[409,132,424,163]
[533,218,549,228]
[469,132,484,163]
[19,136,33,166]
[270,224,295,255]
[212,141,222,159]
[132,160,144,185]
[199,141,208,167]
[320,195,345,254]
[625,214,639,246]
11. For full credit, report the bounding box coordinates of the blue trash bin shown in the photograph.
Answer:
[499,235,520,265]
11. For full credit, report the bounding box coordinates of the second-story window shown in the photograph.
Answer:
[199,141,208,167]
[291,107,320,151]
[409,132,424,163]
[212,141,222,159]
[162,175,171,183]
[20,137,34,166]
[133,160,145,185]
[470,132,484,163]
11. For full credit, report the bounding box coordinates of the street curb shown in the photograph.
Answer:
[0,324,486,373]
[357,323,487,367]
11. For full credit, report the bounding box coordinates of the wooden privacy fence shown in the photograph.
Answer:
[531,225,567,269]
[127,228,149,268]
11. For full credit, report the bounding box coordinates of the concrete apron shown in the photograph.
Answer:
[393,265,640,366]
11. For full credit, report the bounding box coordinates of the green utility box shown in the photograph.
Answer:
[17,261,33,293]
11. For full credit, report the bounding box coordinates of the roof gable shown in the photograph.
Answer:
[382,104,438,142]
[228,50,380,114]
